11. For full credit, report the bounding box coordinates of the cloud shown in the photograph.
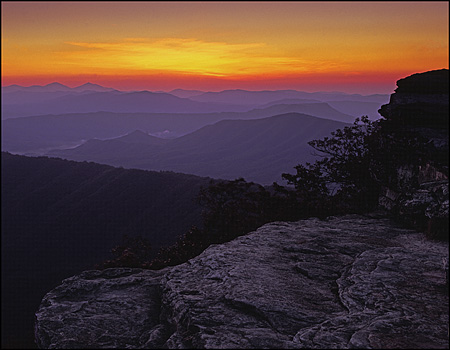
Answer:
[59,38,339,77]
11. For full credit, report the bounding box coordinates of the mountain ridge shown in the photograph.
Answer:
[1,151,214,349]
[2,82,117,93]
[1,90,253,119]
[2,83,389,119]
[2,103,355,154]
[48,112,349,184]
[190,89,389,105]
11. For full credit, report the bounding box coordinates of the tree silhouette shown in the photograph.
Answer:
[96,234,153,269]
[282,116,380,213]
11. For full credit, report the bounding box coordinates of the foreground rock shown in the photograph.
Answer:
[35,214,449,349]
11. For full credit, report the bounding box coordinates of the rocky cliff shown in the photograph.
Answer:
[379,68,448,130]
[377,69,448,239]
[35,214,449,349]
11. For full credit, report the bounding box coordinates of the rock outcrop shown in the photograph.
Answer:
[377,69,449,238]
[379,68,449,130]
[35,214,449,349]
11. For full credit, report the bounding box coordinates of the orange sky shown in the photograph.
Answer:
[2,1,448,93]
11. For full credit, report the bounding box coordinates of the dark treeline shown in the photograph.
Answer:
[1,154,213,349]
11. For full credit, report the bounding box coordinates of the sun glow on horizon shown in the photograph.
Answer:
[2,1,448,94]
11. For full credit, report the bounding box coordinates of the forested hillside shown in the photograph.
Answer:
[1,152,212,349]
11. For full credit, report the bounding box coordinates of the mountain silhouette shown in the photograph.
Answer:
[2,89,252,119]
[48,113,349,184]
[249,103,356,123]
[257,98,322,108]
[2,103,355,154]
[2,82,72,93]
[112,130,171,146]
[2,84,389,120]
[326,100,384,119]
[1,82,117,116]
[71,82,117,92]
[168,88,205,98]
[189,89,389,105]
[2,82,116,93]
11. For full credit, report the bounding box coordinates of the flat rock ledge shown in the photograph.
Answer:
[35,214,449,349]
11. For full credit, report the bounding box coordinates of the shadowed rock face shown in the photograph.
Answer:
[379,69,449,130]
[377,70,449,239]
[35,214,449,349]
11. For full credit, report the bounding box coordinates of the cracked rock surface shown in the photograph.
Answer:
[35,214,449,348]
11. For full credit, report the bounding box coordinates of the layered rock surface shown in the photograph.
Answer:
[35,214,449,349]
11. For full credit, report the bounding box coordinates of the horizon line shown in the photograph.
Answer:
[1,81,394,95]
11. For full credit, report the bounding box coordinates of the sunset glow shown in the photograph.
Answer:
[2,1,448,93]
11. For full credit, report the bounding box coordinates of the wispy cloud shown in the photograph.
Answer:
[59,38,339,77]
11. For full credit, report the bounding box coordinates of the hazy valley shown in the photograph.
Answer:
[2,83,388,182]
[46,113,349,184]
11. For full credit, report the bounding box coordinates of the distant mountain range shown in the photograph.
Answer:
[188,88,389,105]
[1,83,119,106]
[1,81,388,185]
[1,82,389,119]
[2,82,117,93]
[2,102,355,155]
[326,100,387,120]
[1,89,251,119]
[259,99,384,120]
[48,112,349,184]
[1,81,387,185]
[168,88,205,98]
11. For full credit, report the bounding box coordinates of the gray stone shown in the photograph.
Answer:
[35,215,449,349]
[34,268,172,349]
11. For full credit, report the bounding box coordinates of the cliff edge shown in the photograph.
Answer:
[377,69,448,239]
[35,214,449,349]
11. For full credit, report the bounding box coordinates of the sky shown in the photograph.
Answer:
[1,1,448,94]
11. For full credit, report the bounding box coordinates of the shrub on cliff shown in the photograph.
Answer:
[198,178,275,242]
[95,234,153,269]
[368,117,438,191]
[282,116,380,214]
[147,178,305,268]
[148,226,207,268]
